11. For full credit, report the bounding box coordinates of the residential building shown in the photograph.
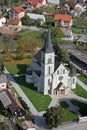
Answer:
[25,0,46,9]
[71,2,87,16]
[54,14,72,28]
[27,13,45,25]
[8,17,22,31]
[76,35,87,45]
[62,29,73,40]
[0,89,26,117]
[0,75,8,90]
[9,6,25,19]
[26,29,76,95]
[0,16,6,27]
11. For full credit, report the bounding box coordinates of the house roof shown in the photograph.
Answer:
[0,89,25,115]
[26,0,43,6]
[8,17,20,25]
[54,14,72,21]
[0,91,11,108]
[10,6,24,13]
[75,7,82,13]
[0,75,8,83]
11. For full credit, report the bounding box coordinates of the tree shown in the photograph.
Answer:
[66,0,76,10]
[51,27,63,44]
[16,38,25,60]
[57,47,69,63]
[21,13,31,26]
[43,105,64,128]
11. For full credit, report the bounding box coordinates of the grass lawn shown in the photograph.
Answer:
[73,83,87,99]
[19,30,43,47]
[77,75,87,86]
[14,76,51,112]
[70,100,87,116]
[60,101,78,122]
[5,58,32,75]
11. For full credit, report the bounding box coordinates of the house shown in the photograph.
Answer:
[71,2,87,16]
[76,35,87,45]
[62,29,73,40]
[0,75,8,91]
[0,16,6,27]
[0,89,26,117]
[27,13,45,25]
[9,6,25,19]
[26,29,76,95]
[25,0,46,9]
[54,14,72,28]
[58,4,70,14]
[8,17,22,31]
[47,0,60,5]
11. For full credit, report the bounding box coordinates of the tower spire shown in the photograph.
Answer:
[44,28,54,53]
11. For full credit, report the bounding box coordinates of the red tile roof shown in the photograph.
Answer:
[54,14,72,21]
[8,17,20,25]
[26,0,43,6]
[75,7,82,13]
[10,6,24,13]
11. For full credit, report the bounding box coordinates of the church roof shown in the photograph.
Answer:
[43,28,54,53]
[28,62,41,77]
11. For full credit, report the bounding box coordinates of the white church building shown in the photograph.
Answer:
[26,29,76,95]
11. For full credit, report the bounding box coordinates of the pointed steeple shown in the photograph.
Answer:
[43,28,54,53]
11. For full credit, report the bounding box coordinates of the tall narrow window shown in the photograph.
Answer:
[48,67,51,75]
[63,69,65,74]
[73,78,75,84]
[48,79,50,86]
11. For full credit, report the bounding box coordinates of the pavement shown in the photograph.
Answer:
[77,78,87,91]
[4,67,87,130]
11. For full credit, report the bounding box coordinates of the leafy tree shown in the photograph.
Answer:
[51,27,63,44]
[57,47,69,63]
[43,105,64,128]
[16,38,25,60]
[21,13,31,26]
[66,0,76,10]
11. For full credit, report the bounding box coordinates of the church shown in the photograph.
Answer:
[26,29,76,95]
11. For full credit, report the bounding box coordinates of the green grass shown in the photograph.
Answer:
[5,58,32,75]
[19,30,43,47]
[77,75,87,86]
[70,100,87,116]
[73,83,87,99]
[14,76,51,112]
[60,101,78,122]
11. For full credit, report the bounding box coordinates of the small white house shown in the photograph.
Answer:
[0,16,6,27]
[27,13,45,25]
[0,75,8,90]
[62,29,73,40]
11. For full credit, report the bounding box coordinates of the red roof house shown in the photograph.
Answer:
[9,6,25,20]
[25,0,46,9]
[54,14,72,28]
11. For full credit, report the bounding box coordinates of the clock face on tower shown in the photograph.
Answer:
[58,76,63,81]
